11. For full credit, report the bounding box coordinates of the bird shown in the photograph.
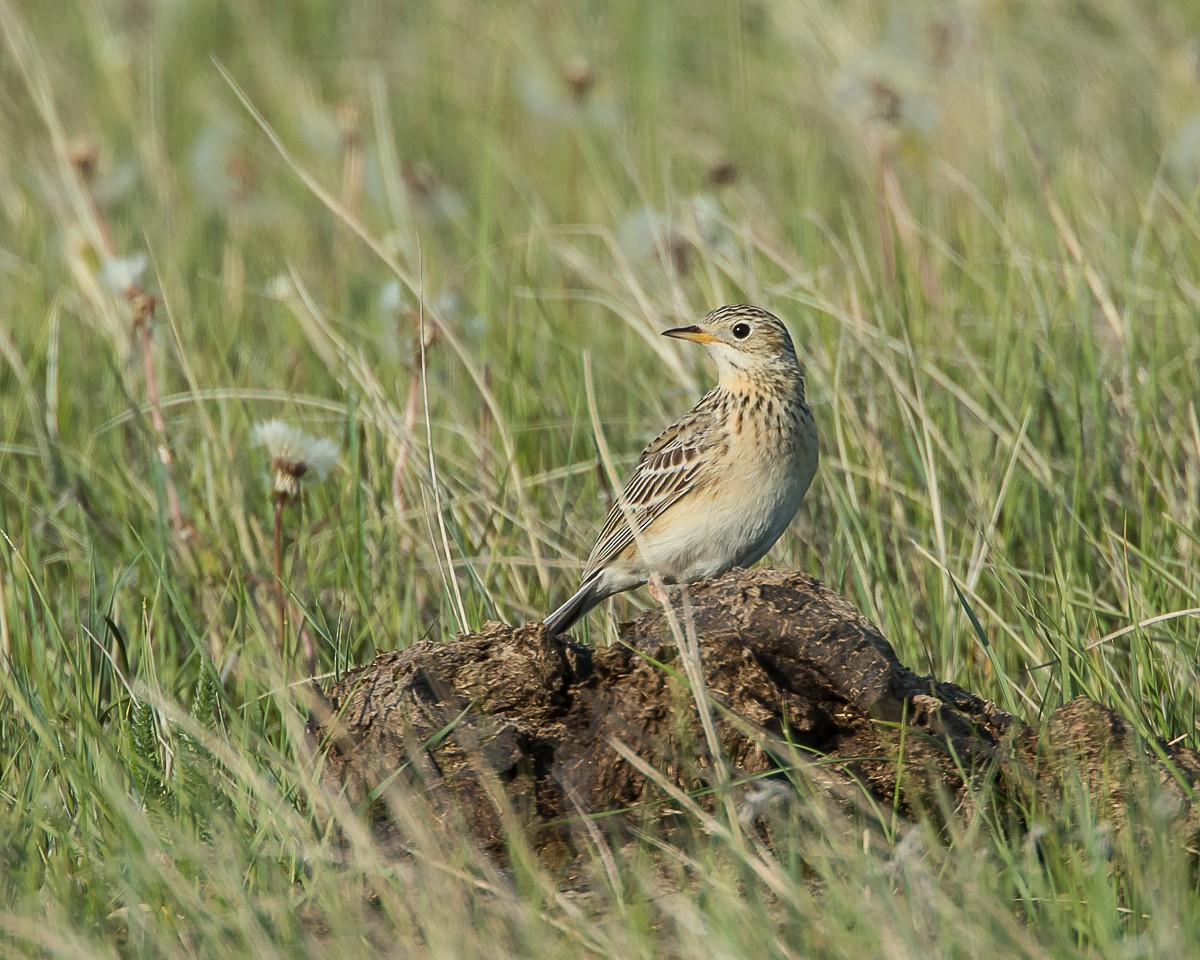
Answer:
[543,304,819,636]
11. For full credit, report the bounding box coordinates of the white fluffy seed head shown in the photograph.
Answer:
[99,253,148,294]
[252,419,339,500]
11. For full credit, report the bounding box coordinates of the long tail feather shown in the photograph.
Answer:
[543,579,604,636]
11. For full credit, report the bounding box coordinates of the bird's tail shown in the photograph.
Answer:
[543,579,605,636]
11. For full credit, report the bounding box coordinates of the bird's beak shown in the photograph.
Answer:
[662,325,720,344]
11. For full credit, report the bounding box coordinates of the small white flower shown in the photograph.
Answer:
[99,253,148,294]
[252,419,340,501]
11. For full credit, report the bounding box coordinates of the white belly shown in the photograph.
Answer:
[627,433,818,584]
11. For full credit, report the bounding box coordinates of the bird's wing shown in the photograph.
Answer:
[582,392,726,580]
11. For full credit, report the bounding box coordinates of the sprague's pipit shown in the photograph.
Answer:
[543,304,819,635]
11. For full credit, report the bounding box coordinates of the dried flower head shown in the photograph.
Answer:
[67,135,99,182]
[562,56,595,102]
[707,159,738,188]
[397,162,466,225]
[253,419,340,502]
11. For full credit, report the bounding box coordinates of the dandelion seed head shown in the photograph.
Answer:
[67,135,99,182]
[377,279,405,318]
[190,116,282,224]
[253,419,340,501]
[296,101,344,158]
[266,274,296,301]
[99,253,148,294]
[91,161,139,206]
[518,67,619,128]
[834,50,937,142]
[1165,115,1200,189]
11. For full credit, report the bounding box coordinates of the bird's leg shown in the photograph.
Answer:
[647,574,667,605]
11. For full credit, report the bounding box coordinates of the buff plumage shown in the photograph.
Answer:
[544,305,819,636]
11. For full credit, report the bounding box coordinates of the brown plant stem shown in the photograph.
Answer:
[391,310,439,516]
[68,141,190,540]
[335,102,363,295]
[273,496,287,660]
[864,128,940,305]
[299,621,317,679]
[134,296,187,538]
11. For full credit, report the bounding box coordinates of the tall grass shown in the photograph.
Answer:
[1,0,1199,955]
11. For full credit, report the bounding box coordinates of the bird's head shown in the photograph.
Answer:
[663,305,802,392]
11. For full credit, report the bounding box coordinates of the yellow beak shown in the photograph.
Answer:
[662,325,720,344]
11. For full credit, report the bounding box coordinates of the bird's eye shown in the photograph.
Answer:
[731,322,752,340]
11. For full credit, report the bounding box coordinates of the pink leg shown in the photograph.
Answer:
[647,577,667,604]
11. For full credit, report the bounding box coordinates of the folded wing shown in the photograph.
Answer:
[582,390,725,579]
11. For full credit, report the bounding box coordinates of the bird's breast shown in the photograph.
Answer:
[613,388,818,585]
[713,397,815,510]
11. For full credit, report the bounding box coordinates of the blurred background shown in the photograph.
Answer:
[3,1,1200,954]
[3,0,1200,724]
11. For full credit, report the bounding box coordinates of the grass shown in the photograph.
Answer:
[2,0,1200,955]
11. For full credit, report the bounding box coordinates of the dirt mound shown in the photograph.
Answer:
[309,569,1200,863]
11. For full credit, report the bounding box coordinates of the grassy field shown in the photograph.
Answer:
[2,0,1200,955]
